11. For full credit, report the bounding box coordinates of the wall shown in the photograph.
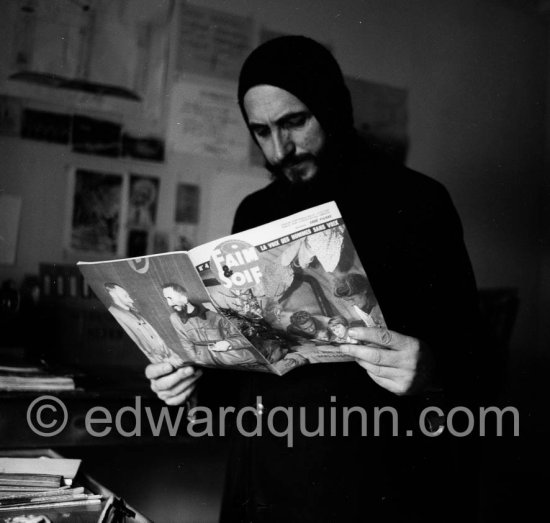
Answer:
[0,135,267,277]
[0,0,547,362]
[539,8,550,360]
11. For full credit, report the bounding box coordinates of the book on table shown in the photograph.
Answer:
[0,457,105,512]
[0,363,75,391]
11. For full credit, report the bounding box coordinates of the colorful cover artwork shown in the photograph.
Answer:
[78,202,385,375]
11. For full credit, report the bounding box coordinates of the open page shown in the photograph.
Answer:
[188,201,386,375]
[78,253,273,372]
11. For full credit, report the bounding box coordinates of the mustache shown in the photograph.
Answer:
[265,153,318,179]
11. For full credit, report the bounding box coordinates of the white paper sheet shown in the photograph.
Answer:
[167,81,249,162]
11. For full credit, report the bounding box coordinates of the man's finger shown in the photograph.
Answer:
[366,373,406,396]
[355,363,411,395]
[145,362,175,380]
[356,359,382,377]
[339,344,401,367]
[355,360,402,379]
[157,370,202,399]
[164,386,195,406]
[347,327,406,349]
[153,366,196,391]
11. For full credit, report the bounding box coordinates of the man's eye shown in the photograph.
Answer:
[252,126,270,139]
[283,114,308,128]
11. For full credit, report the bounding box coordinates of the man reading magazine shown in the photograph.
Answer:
[146,36,484,522]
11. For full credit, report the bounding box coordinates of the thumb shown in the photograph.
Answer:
[347,326,402,349]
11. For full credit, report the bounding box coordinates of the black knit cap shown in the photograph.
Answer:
[238,35,354,142]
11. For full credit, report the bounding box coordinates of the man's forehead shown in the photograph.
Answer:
[243,85,309,123]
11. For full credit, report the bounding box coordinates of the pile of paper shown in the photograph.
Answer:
[0,364,75,391]
[0,457,102,511]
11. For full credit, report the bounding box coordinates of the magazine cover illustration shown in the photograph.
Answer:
[190,201,386,375]
[78,253,271,372]
[79,202,386,375]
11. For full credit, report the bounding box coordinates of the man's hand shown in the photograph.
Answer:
[338,327,434,395]
[145,362,202,406]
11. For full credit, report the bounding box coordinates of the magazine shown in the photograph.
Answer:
[78,201,386,376]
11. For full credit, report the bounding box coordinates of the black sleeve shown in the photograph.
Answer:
[404,183,490,405]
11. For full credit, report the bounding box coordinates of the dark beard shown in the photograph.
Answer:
[174,303,207,322]
[264,153,320,184]
[174,306,190,323]
[263,138,346,187]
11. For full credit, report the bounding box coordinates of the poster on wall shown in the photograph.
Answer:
[72,115,123,158]
[125,174,160,258]
[175,2,253,81]
[11,0,85,79]
[66,167,126,258]
[21,108,71,144]
[167,81,249,162]
[128,174,160,229]
[4,0,172,120]
[174,183,200,224]
[122,133,165,162]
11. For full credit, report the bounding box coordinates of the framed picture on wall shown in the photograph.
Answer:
[64,167,127,260]
[126,173,161,258]
[174,183,200,224]
[128,174,160,229]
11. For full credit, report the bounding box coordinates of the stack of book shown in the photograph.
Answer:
[0,457,102,512]
[0,363,75,391]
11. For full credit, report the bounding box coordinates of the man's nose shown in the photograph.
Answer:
[272,130,294,162]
